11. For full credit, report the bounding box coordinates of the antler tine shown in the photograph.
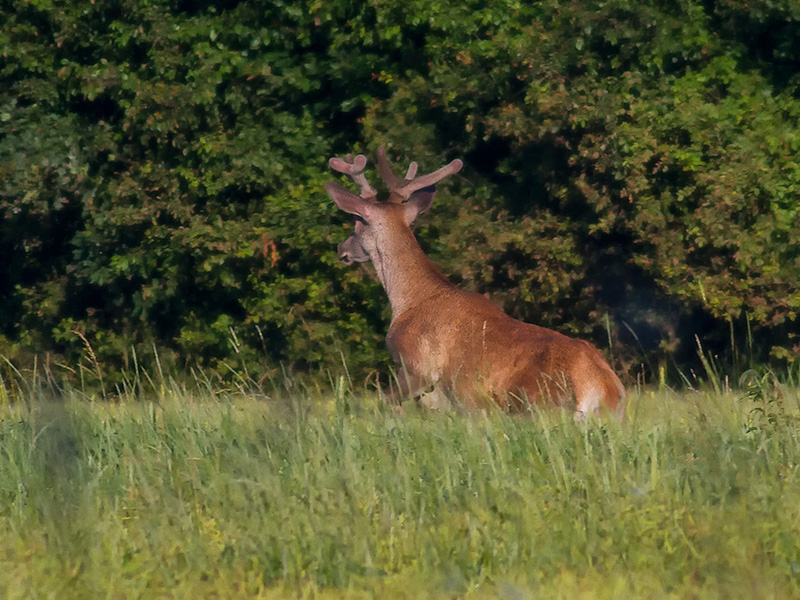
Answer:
[378,147,460,204]
[396,159,463,200]
[328,154,377,200]
[376,146,401,191]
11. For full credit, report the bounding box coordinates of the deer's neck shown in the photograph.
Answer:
[371,227,452,317]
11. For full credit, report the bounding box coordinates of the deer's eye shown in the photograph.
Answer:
[353,215,366,226]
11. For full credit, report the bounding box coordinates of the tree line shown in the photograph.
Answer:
[1,0,798,386]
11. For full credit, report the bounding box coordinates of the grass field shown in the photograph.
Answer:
[1,371,799,599]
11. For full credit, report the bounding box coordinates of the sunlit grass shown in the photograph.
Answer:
[0,370,799,598]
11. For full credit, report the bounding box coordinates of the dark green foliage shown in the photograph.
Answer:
[1,0,798,385]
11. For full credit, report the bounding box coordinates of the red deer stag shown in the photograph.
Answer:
[325,147,625,417]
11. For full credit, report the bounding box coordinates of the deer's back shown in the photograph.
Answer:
[387,287,623,410]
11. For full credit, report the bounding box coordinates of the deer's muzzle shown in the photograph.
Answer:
[337,236,369,265]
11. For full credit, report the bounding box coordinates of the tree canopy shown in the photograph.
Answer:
[1,0,798,385]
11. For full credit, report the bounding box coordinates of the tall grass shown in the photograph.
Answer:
[0,365,799,598]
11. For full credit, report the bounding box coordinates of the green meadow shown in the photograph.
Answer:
[1,370,799,599]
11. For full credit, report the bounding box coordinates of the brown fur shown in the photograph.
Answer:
[326,151,625,417]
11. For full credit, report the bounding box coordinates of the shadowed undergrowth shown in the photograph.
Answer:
[0,374,799,599]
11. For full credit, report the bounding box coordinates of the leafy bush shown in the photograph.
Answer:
[1,0,798,386]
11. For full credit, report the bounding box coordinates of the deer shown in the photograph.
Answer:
[325,147,626,418]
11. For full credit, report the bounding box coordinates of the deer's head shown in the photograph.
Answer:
[325,147,462,265]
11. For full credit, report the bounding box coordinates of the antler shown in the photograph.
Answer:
[328,153,377,200]
[377,146,463,203]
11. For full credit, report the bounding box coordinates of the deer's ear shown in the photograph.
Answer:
[403,186,435,224]
[325,182,373,219]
